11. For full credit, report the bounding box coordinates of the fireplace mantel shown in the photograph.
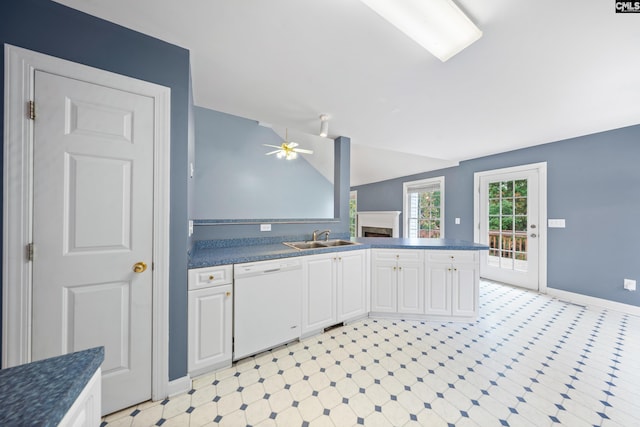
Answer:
[357,211,401,238]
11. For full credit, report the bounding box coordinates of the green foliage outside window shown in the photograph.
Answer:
[412,190,441,238]
[349,196,357,238]
[488,179,528,260]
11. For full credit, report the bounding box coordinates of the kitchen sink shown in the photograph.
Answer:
[283,241,328,250]
[321,239,357,247]
[283,239,359,250]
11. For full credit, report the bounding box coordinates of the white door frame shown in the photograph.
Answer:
[2,44,172,400]
[473,162,548,293]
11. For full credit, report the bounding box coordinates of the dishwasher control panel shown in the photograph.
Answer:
[234,259,302,278]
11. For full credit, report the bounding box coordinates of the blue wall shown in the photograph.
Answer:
[193,135,351,241]
[1,0,191,380]
[193,107,333,220]
[353,125,640,307]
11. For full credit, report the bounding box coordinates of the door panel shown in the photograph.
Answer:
[32,70,154,414]
[64,282,130,375]
[479,169,539,290]
[371,262,396,312]
[337,251,367,321]
[397,263,424,314]
[302,255,336,332]
[66,154,132,252]
[425,264,451,316]
[451,264,478,317]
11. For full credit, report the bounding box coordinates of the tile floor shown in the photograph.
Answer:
[102,281,640,426]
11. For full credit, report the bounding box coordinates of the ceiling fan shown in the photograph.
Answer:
[264,129,313,160]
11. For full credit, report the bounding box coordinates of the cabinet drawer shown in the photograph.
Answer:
[373,249,423,262]
[426,251,477,263]
[188,265,233,290]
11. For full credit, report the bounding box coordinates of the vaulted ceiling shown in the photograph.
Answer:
[53,0,640,185]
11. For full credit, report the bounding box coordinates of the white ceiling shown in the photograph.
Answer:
[53,0,640,186]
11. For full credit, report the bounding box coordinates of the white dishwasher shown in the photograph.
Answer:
[233,258,302,360]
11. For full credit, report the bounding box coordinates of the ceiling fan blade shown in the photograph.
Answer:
[287,142,299,148]
[263,144,283,149]
[265,150,281,155]
[293,148,314,154]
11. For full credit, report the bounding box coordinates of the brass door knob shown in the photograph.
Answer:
[133,262,147,273]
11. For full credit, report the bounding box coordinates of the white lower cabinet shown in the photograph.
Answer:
[59,368,101,427]
[371,249,424,314]
[337,250,369,322]
[425,251,479,319]
[188,265,233,376]
[301,249,368,336]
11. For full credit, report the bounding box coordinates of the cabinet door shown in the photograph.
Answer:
[425,263,452,316]
[397,260,424,314]
[371,260,397,313]
[337,250,367,322]
[188,285,232,375]
[302,254,336,334]
[451,262,479,318]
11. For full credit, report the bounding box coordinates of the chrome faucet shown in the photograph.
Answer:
[312,229,331,241]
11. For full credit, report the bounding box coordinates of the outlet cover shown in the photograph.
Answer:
[548,219,566,228]
[624,279,636,291]
[260,223,272,232]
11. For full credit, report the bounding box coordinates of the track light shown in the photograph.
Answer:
[319,114,329,138]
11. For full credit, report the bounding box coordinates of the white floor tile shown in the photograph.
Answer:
[101,281,640,427]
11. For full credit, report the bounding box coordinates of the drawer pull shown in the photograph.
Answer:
[226,291,231,297]
[209,275,215,280]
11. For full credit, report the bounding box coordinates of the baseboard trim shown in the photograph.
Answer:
[546,287,640,316]
[165,375,192,398]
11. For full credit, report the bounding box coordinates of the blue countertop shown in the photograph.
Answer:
[354,237,489,250]
[189,237,488,268]
[0,347,104,426]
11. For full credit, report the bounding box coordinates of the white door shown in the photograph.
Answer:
[397,260,424,314]
[188,285,233,376]
[301,254,336,334]
[425,263,451,316]
[370,261,397,313]
[451,263,478,317]
[478,168,540,290]
[31,70,154,414]
[337,251,367,322]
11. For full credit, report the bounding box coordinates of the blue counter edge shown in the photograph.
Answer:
[0,347,105,426]
[189,237,489,268]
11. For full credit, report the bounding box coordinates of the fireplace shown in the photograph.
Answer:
[357,211,401,238]
[361,226,393,237]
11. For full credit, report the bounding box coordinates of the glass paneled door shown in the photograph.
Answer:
[478,169,540,290]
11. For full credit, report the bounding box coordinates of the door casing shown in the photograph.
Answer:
[473,162,547,293]
[2,44,173,400]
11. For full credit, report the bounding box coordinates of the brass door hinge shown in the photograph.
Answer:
[28,101,35,120]
[27,242,35,261]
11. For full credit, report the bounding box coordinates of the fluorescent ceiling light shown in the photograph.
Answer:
[360,0,482,62]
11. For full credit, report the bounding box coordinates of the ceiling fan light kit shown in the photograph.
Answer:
[319,114,329,138]
[264,128,313,160]
[360,0,482,62]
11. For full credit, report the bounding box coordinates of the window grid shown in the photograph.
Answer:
[404,178,443,239]
[488,179,528,271]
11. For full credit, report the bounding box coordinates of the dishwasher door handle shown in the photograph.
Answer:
[263,268,281,274]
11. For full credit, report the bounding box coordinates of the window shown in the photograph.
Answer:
[403,177,444,238]
[349,190,358,238]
